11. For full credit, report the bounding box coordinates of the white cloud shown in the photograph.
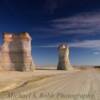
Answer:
[51,12,100,35]
[69,40,100,49]
[33,40,100,49]
[32,44,58,48]
[93,52,100,55]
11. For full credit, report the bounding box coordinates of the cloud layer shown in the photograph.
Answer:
[69,40,100,49]
[32,11,100,40]
[33,39,100,50]
[51,12,100,35]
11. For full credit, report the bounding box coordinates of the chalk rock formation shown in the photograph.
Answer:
[0,32,35,71]
[57,44,73,70]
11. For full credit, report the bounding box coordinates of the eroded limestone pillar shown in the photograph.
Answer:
[57,44,73,70]
[0,32,35,71]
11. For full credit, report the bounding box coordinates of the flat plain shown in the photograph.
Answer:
[0,68,99,100]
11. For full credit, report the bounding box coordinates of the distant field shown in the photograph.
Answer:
[0,67,100,100]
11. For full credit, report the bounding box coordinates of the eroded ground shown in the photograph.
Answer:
[0,68,99,100]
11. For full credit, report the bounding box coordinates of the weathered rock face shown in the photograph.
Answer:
[0,32,35,71]
[57,44,73,70]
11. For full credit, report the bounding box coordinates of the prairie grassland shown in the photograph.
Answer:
[0,68,99,100]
